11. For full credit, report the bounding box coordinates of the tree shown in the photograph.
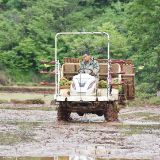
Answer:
[125,0,160,92]
[0,0,134,83]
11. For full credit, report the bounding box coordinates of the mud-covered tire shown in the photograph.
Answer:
[103,102,119,122]
[57,103,71,121]
[64,111,71,120]
[57,104,63,121]
[96,111,103,116]
[77,112,84,116]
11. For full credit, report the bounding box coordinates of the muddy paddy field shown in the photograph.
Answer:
[0,92,160,160]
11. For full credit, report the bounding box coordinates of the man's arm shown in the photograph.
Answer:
[79,61,85,73]
[92,60,99,75]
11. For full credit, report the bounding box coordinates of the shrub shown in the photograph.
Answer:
[136,83,157,94]
[0,74,8,86]
[25,98,44,104]
[0,99,9,104]
[146,97,160,106]
[128,98,145,107]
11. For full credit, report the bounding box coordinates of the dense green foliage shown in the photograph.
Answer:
[125,0,160,93]
[0,0,160,93]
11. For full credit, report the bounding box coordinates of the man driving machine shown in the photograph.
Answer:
[79,51,99,86]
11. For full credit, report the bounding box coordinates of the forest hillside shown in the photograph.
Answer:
[0,0,160,95]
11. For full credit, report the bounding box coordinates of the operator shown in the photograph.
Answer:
[79,51,99,86]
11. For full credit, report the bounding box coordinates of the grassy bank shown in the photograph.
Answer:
[128,95,160,107]
[0,93,54,105]
[0,86,160,107]
[0,86,54,94]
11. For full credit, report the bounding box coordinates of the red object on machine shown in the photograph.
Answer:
[40,71,55,74]
[109,81,125,85]
[109,71,125,74]
[40,82,55,85]
[109,60,125,64]
[120,81,125,84]
[120,71,125,74]
[41,60,55,64]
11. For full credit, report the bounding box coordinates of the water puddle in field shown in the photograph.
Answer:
[122,120,160,125]
[118,111,160,125]
[71,119,105,123]
[0,157,153,160]
[74,145,121,155]
[1,107,160,159]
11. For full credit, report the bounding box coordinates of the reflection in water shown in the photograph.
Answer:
[75,146,109,155]
[0,156,152,160]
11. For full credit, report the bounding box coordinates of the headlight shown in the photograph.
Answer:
[87,81,95,90]
[72,82,76,90]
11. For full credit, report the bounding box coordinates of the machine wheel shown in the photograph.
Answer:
[77,112,84,116]
[63,110,71,120]
[96,111,103,116]
[57,104,63,121]
[57,103,71,121]
[103,102,119,122]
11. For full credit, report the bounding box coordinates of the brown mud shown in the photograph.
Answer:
[0,104,160,159]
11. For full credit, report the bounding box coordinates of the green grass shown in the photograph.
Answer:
[0,122,40,145]
[128,96,160,107]
[0,99,8,104]
[128,98,145,107]
[143,115,160,122]
[16,82,40,86]
[0,86,55,93]
[118,124,160,135]
[0,105,56,111]
[119,112,153,120]
[146,96,160,106]
[0,93,54,104]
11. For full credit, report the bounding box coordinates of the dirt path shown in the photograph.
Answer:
[0,104,160,159]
